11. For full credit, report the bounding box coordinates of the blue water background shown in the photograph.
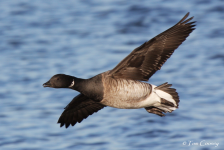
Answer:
[0,0,224,150]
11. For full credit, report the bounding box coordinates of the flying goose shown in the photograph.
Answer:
[43,13,196,128]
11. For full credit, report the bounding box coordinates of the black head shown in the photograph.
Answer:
[43,74,75,88]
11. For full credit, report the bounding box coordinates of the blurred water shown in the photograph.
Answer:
[0,0,224,150]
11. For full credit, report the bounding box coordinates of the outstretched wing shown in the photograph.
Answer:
[58,94,105,128]
[109,12,196,81]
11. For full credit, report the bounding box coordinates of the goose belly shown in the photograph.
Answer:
[101,79,152,109]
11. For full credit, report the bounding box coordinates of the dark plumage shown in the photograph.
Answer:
[109,13,195,80]
[43,13,196,128]
[58,94,105,128]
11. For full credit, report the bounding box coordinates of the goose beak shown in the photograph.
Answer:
[43,81,51,87]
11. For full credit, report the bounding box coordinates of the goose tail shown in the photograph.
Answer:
[145,82,179,116]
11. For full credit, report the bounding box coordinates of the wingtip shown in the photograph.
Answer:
[177,12,195,24]
[183,12,190,19]
[65,123,70,128]
[60,123,64,128]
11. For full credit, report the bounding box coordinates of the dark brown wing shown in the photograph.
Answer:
[109,12,196,81]
[57,94,105,128]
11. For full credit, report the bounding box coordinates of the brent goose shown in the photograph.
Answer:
[43,13,196,128]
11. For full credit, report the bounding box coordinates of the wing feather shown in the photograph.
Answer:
[109,12,196,81]
[58,94,105,128]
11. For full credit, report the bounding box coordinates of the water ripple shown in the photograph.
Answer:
[0,0,224,150]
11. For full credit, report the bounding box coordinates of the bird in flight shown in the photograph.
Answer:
[43,12,196,128]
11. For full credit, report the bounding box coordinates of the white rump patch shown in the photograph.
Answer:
[143,84,177,113]
[69,80,75,87]
[155,89,177,106]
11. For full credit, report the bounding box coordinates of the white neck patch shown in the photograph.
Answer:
[69,80,75,87]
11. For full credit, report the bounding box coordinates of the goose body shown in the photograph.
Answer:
[100,71,178,111]
[101,72,152,109]
[43,13,196,128]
